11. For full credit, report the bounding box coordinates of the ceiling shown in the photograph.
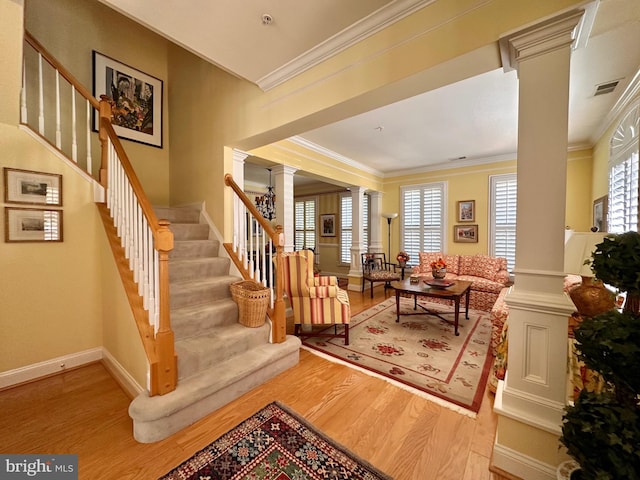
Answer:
[99,0,640,187]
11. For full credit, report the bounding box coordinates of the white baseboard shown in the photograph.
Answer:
[0,348,102,390]
[0,348,145,398]
[101,349,144,398]
[492,442,557,480]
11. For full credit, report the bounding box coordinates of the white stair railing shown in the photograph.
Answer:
[22,31,177,396]
[224,174,287,343]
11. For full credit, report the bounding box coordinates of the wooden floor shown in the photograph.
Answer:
[0,286,499,480]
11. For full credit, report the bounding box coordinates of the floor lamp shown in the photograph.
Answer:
[382,213,398,262]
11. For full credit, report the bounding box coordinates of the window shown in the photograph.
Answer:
[294,198,316,251]
[340,194,369,264]
[400,182,446,262]
[608,103,639,234]
[489,174,517,272]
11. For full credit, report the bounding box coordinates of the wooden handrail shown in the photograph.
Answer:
[100,116,162,232]
[25,31,177,395]
[24,31,99,110]
[100,107,176,395]
[224,174,286,343]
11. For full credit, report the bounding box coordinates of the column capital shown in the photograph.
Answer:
[499,9,588,73]
[368,190,383,199]
[271,164,298,176]
[349,185,367,195]
[232,149,249,163]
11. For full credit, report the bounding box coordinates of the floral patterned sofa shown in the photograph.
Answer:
[414,252,510,312]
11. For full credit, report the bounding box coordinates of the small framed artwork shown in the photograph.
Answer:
[92,51,163,148]
[457,200,475,222]
[454,224,478,243]
[5,207,63,242]
[321,214,336,237]
[4,168,62,206]
[593,195,608,232]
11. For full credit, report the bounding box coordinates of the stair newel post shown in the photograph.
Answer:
[98,95,111,190]
[153,219,177,395]
[272,225,286,344]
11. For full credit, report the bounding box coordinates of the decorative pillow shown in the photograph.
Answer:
[418,252,443,273]
[468,255,504,281]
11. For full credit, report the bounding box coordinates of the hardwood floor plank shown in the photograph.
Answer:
[0,288,500,480]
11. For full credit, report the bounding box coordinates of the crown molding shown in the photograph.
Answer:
[257,0,434,91]
[289,136,384,176]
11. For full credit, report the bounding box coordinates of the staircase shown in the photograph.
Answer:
[128,206,300,443]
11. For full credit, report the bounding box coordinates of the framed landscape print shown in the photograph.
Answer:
[92,51,163,148]
[5,207,63,242]
[457,200,475,222]
[4,168,62,206]
[454,224,478,243]
[321,214,336,237]
[593,195,608,232]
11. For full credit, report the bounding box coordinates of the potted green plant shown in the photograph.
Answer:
[560,232,640,480]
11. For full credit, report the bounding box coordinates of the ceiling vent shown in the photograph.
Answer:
[594,80,620,96]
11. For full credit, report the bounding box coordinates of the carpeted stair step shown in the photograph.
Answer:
[129,335,301,443]
[171,299,239,340]
[170,223,211,241]
[170,239,220,259]
[170,275,240,309]
[154,206,200,224]
[170,257,231,283]
[176,323,271,379]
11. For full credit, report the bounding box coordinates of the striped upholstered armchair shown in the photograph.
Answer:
[282,250,350,344]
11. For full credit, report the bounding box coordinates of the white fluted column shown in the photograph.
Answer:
[232,150,248,253]
[368,191,383,254]
[348,186,367,278]
[272,165,297,252]
[492,8,590,478]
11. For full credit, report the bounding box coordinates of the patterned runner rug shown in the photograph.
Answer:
[158,402,392,480]
[302,297,494,415]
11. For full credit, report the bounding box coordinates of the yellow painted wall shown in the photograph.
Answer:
[566,149,594,232]
[383,160,517,257]
[0,0,154,386]
[25,0,170,205]
[164,0,585,239]
[0,124,103,371]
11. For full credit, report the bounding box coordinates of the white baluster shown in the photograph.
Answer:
[268,241,274,307]
[71,86,77,162]
[55,72,61,148]
[153,249,160,332]
[261,227,267,286]
[38,53,44,135]
[249,214,254,277]
[254,223,261,282]
[86,99,92,176]
[21,58,27,123]
[142,217,150,310]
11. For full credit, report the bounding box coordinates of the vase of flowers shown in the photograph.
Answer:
[430,258,447,279]
[396,251,410,267]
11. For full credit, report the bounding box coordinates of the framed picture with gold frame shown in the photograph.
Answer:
[454,224,478,243]
[457,200,475,222]
[593,195,608,232]
[3,168,62,206]
[5,207,63,242]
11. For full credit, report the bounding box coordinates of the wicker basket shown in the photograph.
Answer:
[230,280,270,328]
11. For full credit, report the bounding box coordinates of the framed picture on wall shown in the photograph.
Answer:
[320,214,336,237]
[92,51,163,148]
[454,224,478,243]
[457,200,475,222]
[5,207,63,242]
[4,168,62,206]
[593,195,608,232]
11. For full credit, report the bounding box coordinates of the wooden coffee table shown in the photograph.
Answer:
[391,278,472,335]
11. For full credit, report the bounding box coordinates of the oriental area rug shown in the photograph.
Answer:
[302,297,494,415]
[158,402,392,480]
